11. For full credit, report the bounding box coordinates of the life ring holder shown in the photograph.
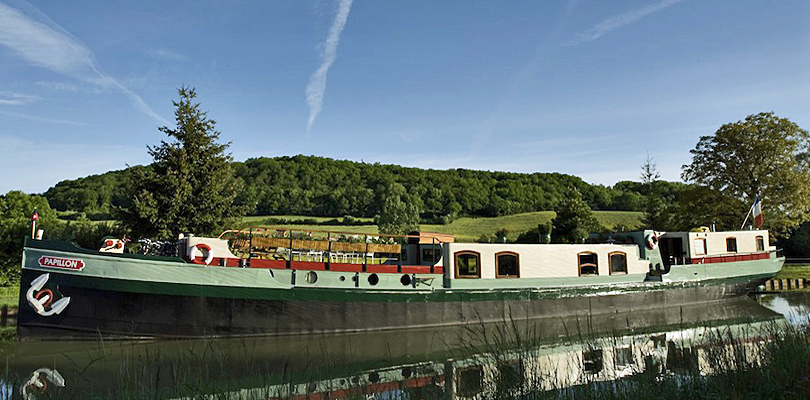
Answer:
[645,233,659,250]
[189,243,215,265]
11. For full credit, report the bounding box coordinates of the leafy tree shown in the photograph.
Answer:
[552,188,599,243]
[640,154,668,229]
[516,221,553,244]
[0,191,59,283]
[375,183,420,235]
[121,87,242,239]
[782,221,810,257]
[682,112,810,236]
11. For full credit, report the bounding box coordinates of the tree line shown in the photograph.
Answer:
[43,155,685,222]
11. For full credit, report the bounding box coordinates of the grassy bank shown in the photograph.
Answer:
[0,287,17,307]
[777,264,810,279]
[242,211,643,242]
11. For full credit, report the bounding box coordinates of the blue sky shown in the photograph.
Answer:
[1,0,808,194]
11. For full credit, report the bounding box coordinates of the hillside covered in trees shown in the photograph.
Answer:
[43,155,684,221]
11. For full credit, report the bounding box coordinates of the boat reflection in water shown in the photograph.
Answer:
[3,296,787,399]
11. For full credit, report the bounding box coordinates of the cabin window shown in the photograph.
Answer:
[614,346,633,369]
[400,249,408,262]
[422,247,441,264]
[578,252,598,276]
[455,251,481,279]
[456,366,484,398]
[694,238,707,256]
[583,349,604,374]
[495,252,520,278]
[496,361,523,392]
[756,236,764,252]
[609,252,627,275]
[726,237,737,253]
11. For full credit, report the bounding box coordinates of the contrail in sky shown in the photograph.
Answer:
[573,0,684,44]
[306,0,354,132]
[0,0,169,125]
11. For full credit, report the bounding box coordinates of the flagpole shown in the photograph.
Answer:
[740,202,754,230]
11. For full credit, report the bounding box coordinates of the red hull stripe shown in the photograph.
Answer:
[191,257,442,275]
[690,252,769,265]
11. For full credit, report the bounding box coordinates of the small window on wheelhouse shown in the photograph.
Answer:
[422,247,441,264]
[495,252,519,278]
[694,238,707,256]
[609,252,627,275]
[455,251,481,279]
[726,237,737,253]
[578,252,598,276]
[756,236,764,252]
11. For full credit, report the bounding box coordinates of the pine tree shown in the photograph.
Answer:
[121,87,242,239]
[640,154,668,229]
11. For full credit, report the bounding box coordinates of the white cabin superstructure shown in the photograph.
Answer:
[658,229,773,266]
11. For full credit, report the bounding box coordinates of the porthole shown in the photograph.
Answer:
[400,274,412,286]
[305,271,318,284]
[339,275,346,282]
[368,273,379,286]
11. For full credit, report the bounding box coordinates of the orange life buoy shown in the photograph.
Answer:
[189,243,214,265]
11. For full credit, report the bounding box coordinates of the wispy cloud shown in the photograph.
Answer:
[0,91,40,106]
[572,0,684,44]
[0,109,88,126]
[148,48,184,61]
[0,0,169,125]
[34,81,80,92]
[305,0,354,132]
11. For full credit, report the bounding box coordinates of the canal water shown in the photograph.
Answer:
[1,292,808,399]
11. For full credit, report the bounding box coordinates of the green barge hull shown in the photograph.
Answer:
[16,237,783,340]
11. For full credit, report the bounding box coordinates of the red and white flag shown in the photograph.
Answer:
[752,194,763,228]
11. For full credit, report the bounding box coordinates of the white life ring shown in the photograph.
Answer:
[189,243,214,265]
[645,233,659,250]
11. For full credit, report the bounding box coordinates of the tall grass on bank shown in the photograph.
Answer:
[450,315,810,400]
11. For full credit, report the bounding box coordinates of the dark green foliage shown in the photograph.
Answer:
[119,87,242,240]
[44,167,146,219]
[0,191,57,284]
[43,156,686,223]
[666,186,746,232]
[375,183,421,235]
[682,112,810,237]
[516,222,553,244]
[640,155,670,229]
[783,221,810,257]
[0,191,125,284]
[552,188,599,244]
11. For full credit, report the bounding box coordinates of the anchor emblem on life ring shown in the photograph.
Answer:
[26,273,70,317]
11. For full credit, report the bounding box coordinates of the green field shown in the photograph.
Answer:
[241,211,643,242]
